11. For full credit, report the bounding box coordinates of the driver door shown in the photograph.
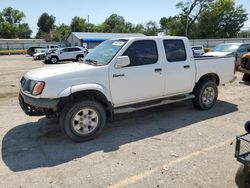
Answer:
[109,40,165,106]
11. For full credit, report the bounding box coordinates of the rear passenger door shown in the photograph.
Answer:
[163,39,195,95]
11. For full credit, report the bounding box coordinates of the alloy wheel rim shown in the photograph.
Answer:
[72,108,99,135]
[202,86,215,105]
[51,57,57,63]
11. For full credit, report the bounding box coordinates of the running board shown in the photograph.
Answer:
[114,94,195,114]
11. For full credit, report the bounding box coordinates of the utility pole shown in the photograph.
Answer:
[87,15,90,32]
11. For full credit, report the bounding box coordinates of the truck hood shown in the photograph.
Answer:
[25,63,95,80]
[203,51,233,57]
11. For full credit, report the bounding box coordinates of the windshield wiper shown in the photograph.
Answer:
[84,59,97,65]
[84,59,102,66]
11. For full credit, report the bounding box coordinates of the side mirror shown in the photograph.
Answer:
[115,56,130,68]
[247,48,250,52]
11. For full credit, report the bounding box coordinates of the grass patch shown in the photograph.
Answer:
[0,49,27,55]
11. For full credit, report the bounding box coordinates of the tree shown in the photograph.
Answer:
[102,14,128,33]
[176,0,212,37]
[0,7,32,38]
[131,24,145,33]
[160,16,186,36]
[37,13,55,40]
[1,7,25,24]
[144,21,159,36]
[70,16,87,32]
[197,0,248,38]
[52,24,71,41]
[17,23,32,38]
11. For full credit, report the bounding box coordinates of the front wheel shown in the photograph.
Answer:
[192,79,218,110]
[59,100,106,142]
[235,165,250,188]
[242,74,250,82]
[50,56,58,64]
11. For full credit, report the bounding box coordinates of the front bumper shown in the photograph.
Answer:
[19,91,60,116]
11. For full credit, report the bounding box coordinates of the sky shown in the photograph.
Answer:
[0,0,250,37]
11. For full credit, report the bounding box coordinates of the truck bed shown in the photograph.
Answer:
[194,56,235,85]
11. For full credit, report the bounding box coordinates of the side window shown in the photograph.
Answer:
[62,48,69,53]
[237,45,247,53]
[123,40,158,66]
[163,40,187,62]
[74,48,81,51]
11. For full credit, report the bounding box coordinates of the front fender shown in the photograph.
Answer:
[58,83,111,102]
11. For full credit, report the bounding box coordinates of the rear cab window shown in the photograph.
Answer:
[163,40,187,62]
[122,40,158,66]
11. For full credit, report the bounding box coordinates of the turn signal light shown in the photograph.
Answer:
[32,81,45,95]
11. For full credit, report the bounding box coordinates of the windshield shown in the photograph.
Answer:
[213,44,241,52]
[83,39,127,65]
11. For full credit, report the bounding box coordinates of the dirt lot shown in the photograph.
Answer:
[0,55,249,188]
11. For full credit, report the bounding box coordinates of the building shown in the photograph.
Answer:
[66,32,145,49]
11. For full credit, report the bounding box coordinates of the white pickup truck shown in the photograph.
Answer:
[19,36,235,142]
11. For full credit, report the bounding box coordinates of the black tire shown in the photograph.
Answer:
[50,56,58,64]
[76,55,83,62]
[59,100,106,142]
[192,78,218,110]
[242,74,250,82]
[235,165,250,188]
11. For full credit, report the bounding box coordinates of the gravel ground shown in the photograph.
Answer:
[0,55,248,188]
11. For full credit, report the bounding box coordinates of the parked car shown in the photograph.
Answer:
[191,45,205,55]
[33,49,58,60]
[27,47,43,56]
[35,45,60,54]
[44,47,88,64]
[203,43,242,57]
[238,52,250,81]
[235,43,250,69]
[19,36,235,142]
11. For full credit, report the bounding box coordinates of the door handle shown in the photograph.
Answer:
[155,68,162,72]
[184,65,190,69]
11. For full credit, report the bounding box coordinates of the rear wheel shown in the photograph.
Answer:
[59,100,106,142]
[192,79,218,110]
[76,55,83,62]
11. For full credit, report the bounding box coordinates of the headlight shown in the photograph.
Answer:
[32,81,45,95]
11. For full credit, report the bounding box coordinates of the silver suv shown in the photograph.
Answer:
[45,47,88,64]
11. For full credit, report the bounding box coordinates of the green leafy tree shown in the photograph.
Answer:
[197,0,248,38]
[160,16,186,36]
[0,7,32,38]
[17,23,32,38]
[37,13,55,40]
[176,0,213,37]
[70,16,87,32]
[52,24,71,41]
[102,14,128,33]
[144,21,159,36]
[131,24,145,33]
[1,7,25,24]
